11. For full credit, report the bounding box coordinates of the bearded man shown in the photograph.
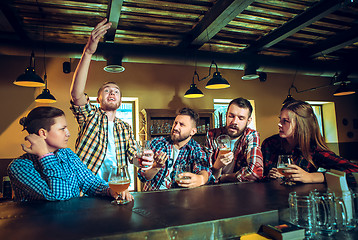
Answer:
[206,98,263,183]
[70,19,154,201]
[138,108,212,191]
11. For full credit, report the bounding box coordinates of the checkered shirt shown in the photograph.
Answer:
[70,99,136,174]
[8,148,110,201]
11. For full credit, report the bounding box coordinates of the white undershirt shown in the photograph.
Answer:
[159,146,180,190]
[97,121,117,182]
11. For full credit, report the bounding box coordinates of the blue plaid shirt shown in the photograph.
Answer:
[8,148,110,201]
[138,137,212,191]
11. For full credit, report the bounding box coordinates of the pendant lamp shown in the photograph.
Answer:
[184,71,204,98]
[14,51,45,87]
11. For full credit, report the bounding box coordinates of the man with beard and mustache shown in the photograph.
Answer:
[70,19,154,202]
[206,98,263,183]
[137,108,212,191]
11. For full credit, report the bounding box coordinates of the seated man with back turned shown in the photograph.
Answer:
[138,108,212,191]
[206,97,263,183]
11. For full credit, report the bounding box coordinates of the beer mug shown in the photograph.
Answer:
[310,190,338,236]
[350,188,358,225]
[288,192,317,237]
[335,191,356,231]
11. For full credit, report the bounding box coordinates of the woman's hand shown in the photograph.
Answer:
[21,134,50,157]
[268,168,283,179]
[285,164,324,183]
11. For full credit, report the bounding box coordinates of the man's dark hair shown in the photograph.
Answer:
[228,97,253,117]
[19,107,65,134]
[177,107,199,127]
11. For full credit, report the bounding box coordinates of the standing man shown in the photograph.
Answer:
[206,98,263,183]
[70,19,153,201]
[138,108,211,191]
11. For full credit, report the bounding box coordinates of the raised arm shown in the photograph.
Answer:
[70,19,112,106]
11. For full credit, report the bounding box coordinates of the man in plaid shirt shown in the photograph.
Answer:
[138,108,211,191]
[70,19,153,201]
[206,98,263,183]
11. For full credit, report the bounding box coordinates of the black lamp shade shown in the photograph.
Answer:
[205,72,230,89]
[242,67,259,80]
[14,67,45,87]
[104,56,125,73]
[333,82,356,96]
[35,89,56,103]
[184,84,204,98]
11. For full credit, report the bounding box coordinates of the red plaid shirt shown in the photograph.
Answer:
[262,134,358,186]
[206,127,263,182]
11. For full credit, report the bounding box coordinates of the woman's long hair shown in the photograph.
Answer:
[281,100,330,166]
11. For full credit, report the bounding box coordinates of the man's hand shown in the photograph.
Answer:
[176,171,208,188]
[109,189,134,202]
[134,150,154,170]
[21,134,50,157]
[84,18,112,55]
[153,151,168,168]
[213,151,234,170]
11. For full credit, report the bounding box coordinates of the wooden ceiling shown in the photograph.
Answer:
[1,0,358,79]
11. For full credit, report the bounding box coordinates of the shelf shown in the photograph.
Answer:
[140,109,214,145]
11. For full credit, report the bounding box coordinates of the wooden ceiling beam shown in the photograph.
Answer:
[242,0,347,54]
[306,25,358,58]
[179,0,255,49]
[104,0,124,43]
[0,2,29,41]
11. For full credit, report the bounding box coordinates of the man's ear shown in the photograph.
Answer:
[247,116,252,126]
[96,97,100,103]
[190,127,197,137]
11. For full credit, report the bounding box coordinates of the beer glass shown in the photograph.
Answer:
[135,140,152,169]
[108,165,131,205]
[310,190,338,236]
[335,191,356,231]
[277,155,294,185]
[174,162,191,183]
[288,192,317,238]
[215,134,231,155]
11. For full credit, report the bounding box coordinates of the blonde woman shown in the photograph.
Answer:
[262,100,358,185]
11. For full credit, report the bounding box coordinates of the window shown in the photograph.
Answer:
[306,101,339,155]
[89,97,139,191]
[213,99,256,129]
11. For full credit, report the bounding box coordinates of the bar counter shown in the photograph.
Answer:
[0,180,356,240]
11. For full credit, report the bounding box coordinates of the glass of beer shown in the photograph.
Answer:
[135,140,152,169]
[174,162,191,184]
[108,165,131,205]
[216,134,231,155]
[277,155,294,185]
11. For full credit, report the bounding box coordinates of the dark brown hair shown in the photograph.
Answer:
[177,107,199,127]
[228,97,253,117]
[19,107,65,134]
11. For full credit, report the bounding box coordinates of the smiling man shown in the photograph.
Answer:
[69,19,153,202]
[206,98,263,183]
[138,108,211,191]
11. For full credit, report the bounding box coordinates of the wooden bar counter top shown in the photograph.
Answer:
[0,180,355,240]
